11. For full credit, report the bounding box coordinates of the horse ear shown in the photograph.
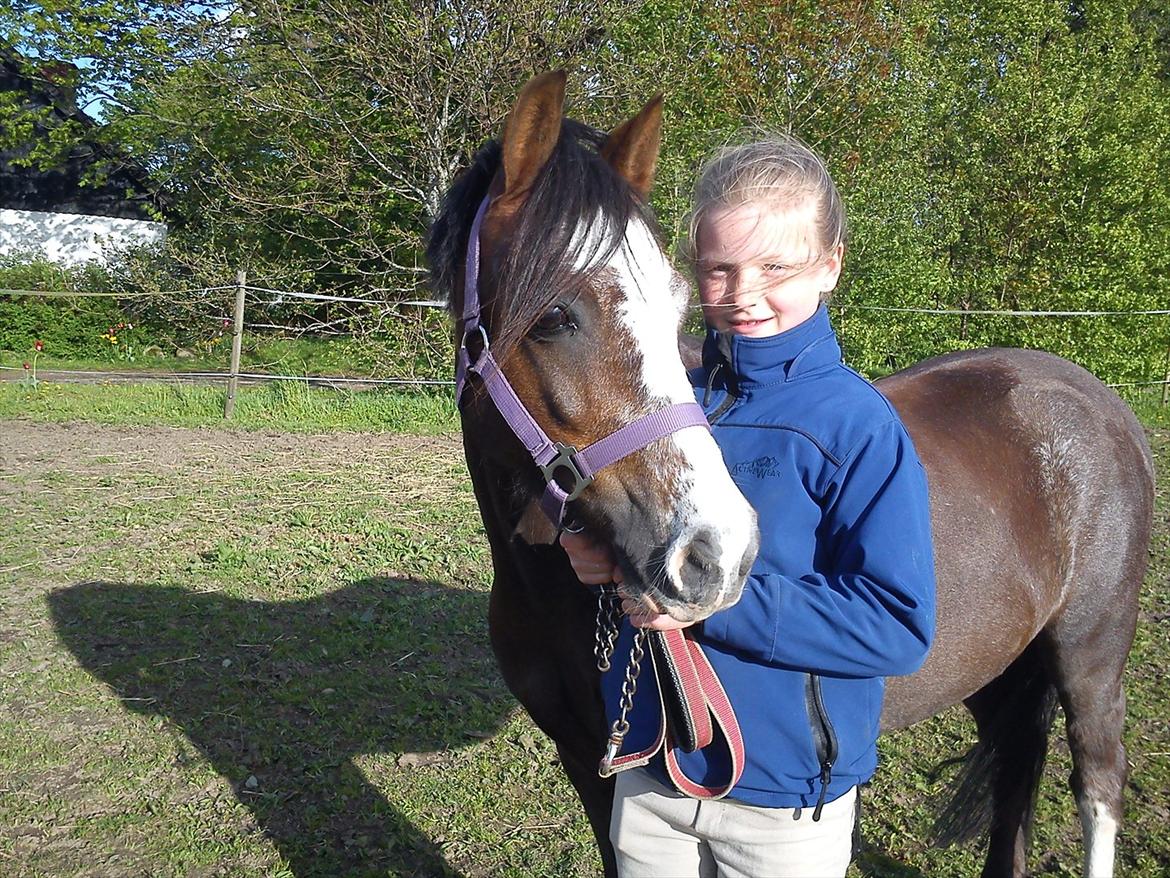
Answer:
[601,94,664,200]
[497,70,567,213]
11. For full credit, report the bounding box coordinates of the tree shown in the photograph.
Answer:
[2,1,629,294]
[2,0,1166,384]
[886,0,1170,382]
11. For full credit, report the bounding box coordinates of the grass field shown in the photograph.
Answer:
[1,401,1167,877]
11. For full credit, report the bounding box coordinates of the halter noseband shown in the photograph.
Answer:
[455,195,710,527]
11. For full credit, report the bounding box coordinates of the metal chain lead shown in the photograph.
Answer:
[600,626,647,770]
[594,584,622,672]
[591,578,647,773]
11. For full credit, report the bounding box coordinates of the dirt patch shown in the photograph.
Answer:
[1,419,464,481]
[1,421,473,588]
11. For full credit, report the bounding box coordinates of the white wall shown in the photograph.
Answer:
[0,208,166,266]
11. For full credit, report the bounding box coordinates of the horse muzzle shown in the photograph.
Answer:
[614,498,759,623]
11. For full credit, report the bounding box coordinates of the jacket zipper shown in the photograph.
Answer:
[804,673,839,821]
[704,363,738,423]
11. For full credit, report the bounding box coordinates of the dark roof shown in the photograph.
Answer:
[0,47,172,222]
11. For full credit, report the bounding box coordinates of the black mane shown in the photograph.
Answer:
[427,119,658,359]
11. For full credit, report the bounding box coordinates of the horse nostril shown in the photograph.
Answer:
[678,528,721,598]
[686,529,720,570]
[676,525,756,608]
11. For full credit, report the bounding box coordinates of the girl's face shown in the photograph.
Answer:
[695,200,842,339]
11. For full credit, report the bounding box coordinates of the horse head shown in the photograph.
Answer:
[430,71,758,622]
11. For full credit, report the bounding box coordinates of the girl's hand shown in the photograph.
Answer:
[621,595,695,631]
[559,531,691,630]
[559,530,624,586]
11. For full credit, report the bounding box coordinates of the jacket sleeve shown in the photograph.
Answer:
[700,419,936,678]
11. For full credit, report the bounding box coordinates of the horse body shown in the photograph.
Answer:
[881,347,1151,729]
[879,348,1153,877]
[431,73,1154,878]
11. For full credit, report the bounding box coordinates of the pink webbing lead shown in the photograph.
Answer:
[599,629,745,800]
[662,632,744,799]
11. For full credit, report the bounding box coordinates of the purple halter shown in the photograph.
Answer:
[455,196,711,527]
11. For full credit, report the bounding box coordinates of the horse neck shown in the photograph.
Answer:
[462,429,521,548]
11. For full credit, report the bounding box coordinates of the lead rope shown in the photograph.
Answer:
[602,627,647,769]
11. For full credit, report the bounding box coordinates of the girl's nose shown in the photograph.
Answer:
[726,269,757,304]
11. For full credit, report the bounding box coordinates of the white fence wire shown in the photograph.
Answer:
[4,284,1167,316]
[3,283,1168,395]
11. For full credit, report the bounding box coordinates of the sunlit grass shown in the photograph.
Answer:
[0,379,458,434]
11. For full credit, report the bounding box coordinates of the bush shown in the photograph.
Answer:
[0,258,130,358]
[0,250,228,360]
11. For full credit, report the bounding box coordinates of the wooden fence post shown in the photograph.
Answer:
[224,269,246,419]
[1161,338,1170,407]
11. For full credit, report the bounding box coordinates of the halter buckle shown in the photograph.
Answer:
[461,324,490,356]
[540,443,593,501]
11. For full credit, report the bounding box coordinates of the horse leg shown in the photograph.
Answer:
[1044,613,1133,878]
[936,643,1058,878]
[496,667,617,876]
[504,669,616,875]
[555,741,617,877]
[489,581,617,875]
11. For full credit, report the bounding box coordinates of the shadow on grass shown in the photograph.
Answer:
[854,847,928,877]
[49,576,516,878]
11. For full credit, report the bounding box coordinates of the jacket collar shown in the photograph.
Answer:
[703,305,842,388]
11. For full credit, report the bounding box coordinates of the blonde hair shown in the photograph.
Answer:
[681,133,846,266]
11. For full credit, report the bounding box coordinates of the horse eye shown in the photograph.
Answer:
[533,303,577,338]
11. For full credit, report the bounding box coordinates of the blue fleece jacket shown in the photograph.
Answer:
[602,305,936,808]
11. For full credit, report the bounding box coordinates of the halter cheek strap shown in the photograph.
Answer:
[455,195,710,527]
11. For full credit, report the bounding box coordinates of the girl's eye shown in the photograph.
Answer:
[533,303,577,337]
[763,263,789,274]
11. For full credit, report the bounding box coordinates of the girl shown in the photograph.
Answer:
[562,134,936,878]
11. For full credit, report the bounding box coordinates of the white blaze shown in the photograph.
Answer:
[577,214,756,612]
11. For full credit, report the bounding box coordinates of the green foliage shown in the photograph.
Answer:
[0,258,123,358]
[847,0,1170,386]
[0,252,217,361]
[2,0,1168,386]
[604,1,1170,386]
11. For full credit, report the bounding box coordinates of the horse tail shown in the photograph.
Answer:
[931,646,1060,846]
